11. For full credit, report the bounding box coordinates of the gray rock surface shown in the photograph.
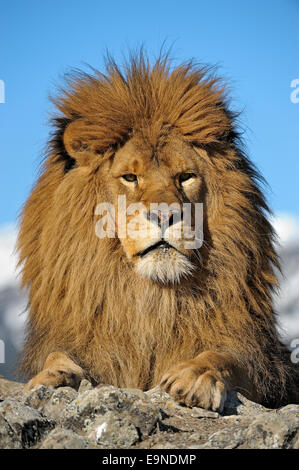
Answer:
[0,377,298,449]
[0,397,55,448]
[39,427,95,449]
[0,414,22,449]
[87,411,140,448]
[0,376,24,400]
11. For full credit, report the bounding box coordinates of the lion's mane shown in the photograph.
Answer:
[18,53,298,406]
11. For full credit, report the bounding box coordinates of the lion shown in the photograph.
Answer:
[18,52,298,411]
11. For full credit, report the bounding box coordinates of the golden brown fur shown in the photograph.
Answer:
[18,53,298,408]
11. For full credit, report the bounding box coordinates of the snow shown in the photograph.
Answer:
[271,213,299,247]
[0,224,20,288]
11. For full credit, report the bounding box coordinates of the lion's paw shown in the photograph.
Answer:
[24,352,84,392]
[160,360,227,412]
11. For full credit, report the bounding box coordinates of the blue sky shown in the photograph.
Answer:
[0,0,298,225]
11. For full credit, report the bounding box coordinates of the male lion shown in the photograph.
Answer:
[18,53,298,411]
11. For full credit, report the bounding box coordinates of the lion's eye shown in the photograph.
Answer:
[122,174,138,183]
[178,173,196,184]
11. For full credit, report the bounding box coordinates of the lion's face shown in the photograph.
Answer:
[99,133,204,283]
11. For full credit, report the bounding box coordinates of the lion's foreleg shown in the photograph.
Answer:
[24,352,84,392]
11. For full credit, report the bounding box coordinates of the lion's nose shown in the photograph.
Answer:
[147,209,181,228]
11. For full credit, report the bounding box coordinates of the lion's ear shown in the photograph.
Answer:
[63,119,98,167]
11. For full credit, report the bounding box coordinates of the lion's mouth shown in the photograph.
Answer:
[135,240,174,257]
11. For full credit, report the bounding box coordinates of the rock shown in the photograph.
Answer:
[62,385,159,439]
[201,425,248,449]
[245,410,299,449]
[78,379,94,393]
[39,427,95,449]
[0,377,24,401]
[61,386,119,433]
[190,407,219,419]
[123,400,160,437]
[88,411,139,448]
[42,387,78,421]
[0,414,22,449]
[277,404,299,418]
[293,433,299,449]
[0,399,55,448]
[144,431,203,449]
[145,386,178,406]
[223,391,267,416]
[23,385,78,422]
[1,379,299,449]
[24,385,55,411]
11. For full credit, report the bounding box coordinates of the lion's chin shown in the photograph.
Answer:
[135,249,194,284]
